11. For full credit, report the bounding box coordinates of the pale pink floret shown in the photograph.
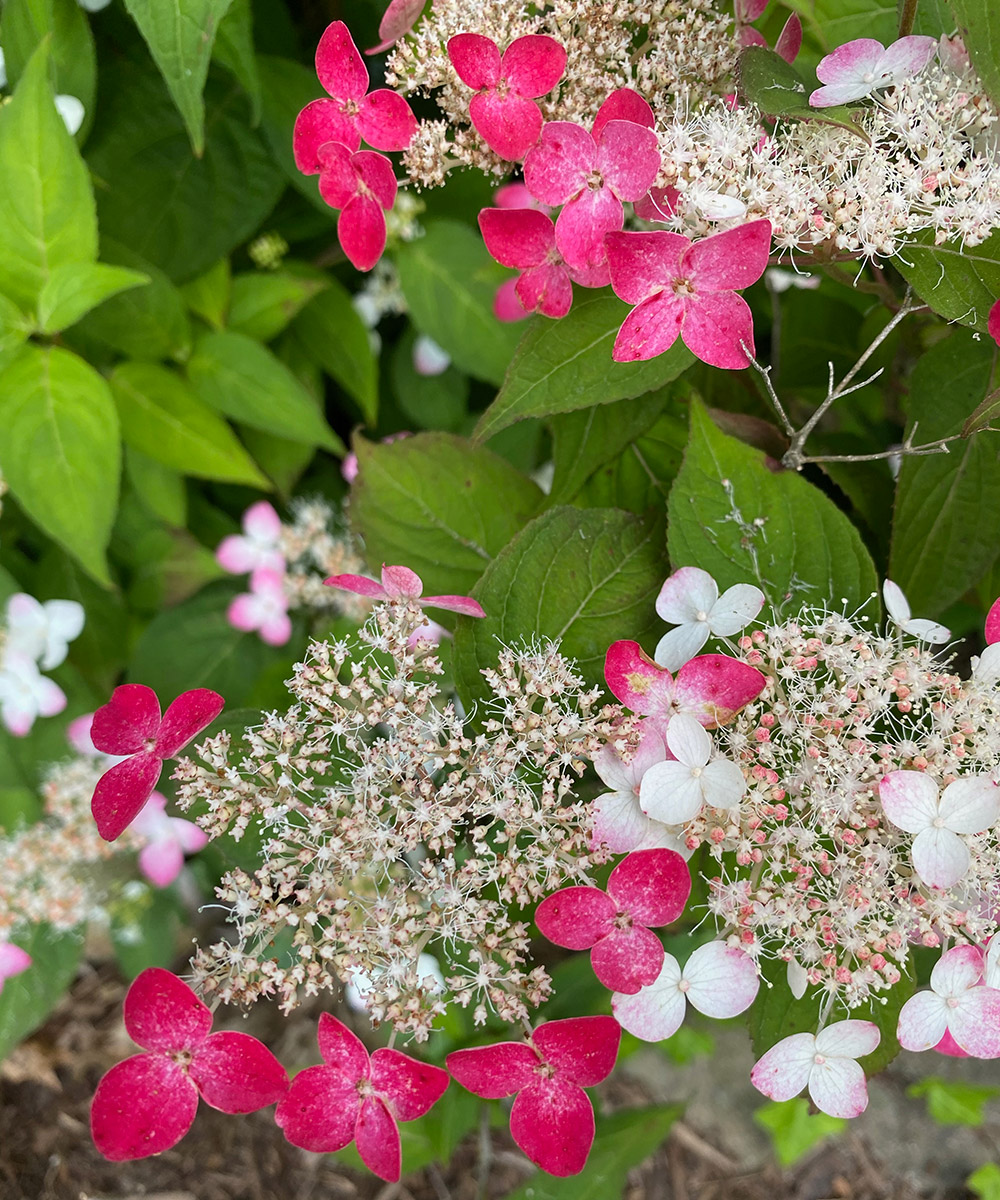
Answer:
[739,13,802,63]
[90,684,225,842]
[523,89,660,273]
[293,20,417,170]
[898,944,1000,1058]
[366,0,425,55]
[0,651,67,736]
[131,792,209,888]
[604,640,766,729]
[639,713,746,825]
[325,563,486,618]
[534,848,691,994]
[317,143,398,273]
[227,569,293,648]
[809,36,937,108]
[590,722,689,856]
[0,942,32,993]
[91,968,288,1161]
[494,276,530,322]
[986,595,1000,644]
[605,220,772,369]
[614,941,759,1041]
[654,566,765,671]
[447,1016,620,1177]
[751,1020,880,1118]
[4,592,85,669]
[447,33,567,161]
[879,770,999,890]
[216,501,284,576]
[275,1013,448,1182]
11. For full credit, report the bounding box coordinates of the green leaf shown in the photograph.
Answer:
[947,0,1000,108]
[36,262,149,334]
[228,269,328,342]
[122,0,234,155]
[783,0,948,47]
[908,1078,1000,1126]
[396,219,523,386]
[475,292,693,441]
[179,258,231,331]
[0,924,82,1061]
[188,330,344,452]
[213,0,262,123]
[111,361,270,487]
[504,1105,681,1200]
[0,0,97,126]
[453,506,666,706]
[0,42,97,309]
[578,409,689,514]
[109,885,184,980]
[337,1088,482,1174]
[289,282,380,424]
[548,390,670,506]
[963,386,1000,437]
[0,345,120,583]
[0,293,32,364]
[85,63,285,282]
[754,1099,845,1168]
[350,432,543,596]
[256,54,333,210]
[126,449,189,527]
[894,227,1000,333]
[667,400,879,613]
[969,1163,1000,1200]
[890,332,1000,614]
[392,329,470,432]
[74,241,192,361]
[736,47,867,137]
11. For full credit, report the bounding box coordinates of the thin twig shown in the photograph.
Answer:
[898,0,918,37]
[427,1161,453,1200]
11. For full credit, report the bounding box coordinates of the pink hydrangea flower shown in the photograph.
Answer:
[751,1020,881,1118]
[606,220,772,368]
[809,36,937,108]
[316,143,398,273]
[495,181,550,211]
[366,0,424,55]
[879,770,999,890]
[447,33,567,161]
[590,721,689,855]
[654,567,765,671]
[604,640,766,729]
[986,596,1000,643]
[897,944,1000,1058]
[446,1016,620,1177]
[216,501,284,575]
[275,1013,448,1181]
[639,713,746,824]
[227,568,292,647]
[0,651,66,736]
[325,563,486,618]
[91,968,288,1160]
[131,792,209,888]
[990,299,1000,349]
[90,685,225,842]
[613,941,760,1041]
[523,89,660,274]
[494,276,530,322]
[0,942,31,994]
[534,848,691,993]
[293,20,417,170]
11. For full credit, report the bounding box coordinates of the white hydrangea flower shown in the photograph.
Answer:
[654,566,765,671]
[882,579,949,644]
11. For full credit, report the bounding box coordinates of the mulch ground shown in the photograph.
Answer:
[0,963,970,1200]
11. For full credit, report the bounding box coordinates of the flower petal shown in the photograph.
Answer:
[293,98,361,174]
[316,1012,370,1079]
[535,886,616,949]
[0,943,31,980]
[775,13,803,63]
[654,622,711,672]
[354,149,399,210]
[903,617,950,644]
[612,955,687,1041]
[191,1031,289,1113]
[938,776,999,834]
[814,1019,880,1059]
[470,91,542,160]
[701,758,747,810]
[523,120,593,205]
[606,230,688,305]
[275,1064,361,1152]
[591,789,681,854]
[592,87,654,137]
[640,759,705,824]
[494,276,529,321]
[367,0,425,54]
[479,206,554,268]
[91,684,161,755]
[882,579,911,623]
[877,35,937,80]
[809,81,876,106]
[532,1015,621,1085]
[750,1032,816,1102]
[502,34,567,98]
[447,33,501,90]
[604,640,675,720]
[446,1042,539,1098]
[369,1048,449,1120]
[139,840,185,888]
[681,290,755,369]
[879,770,938,833]
[123,968,212,1052]
[509,1079,594,1176]
[808,1056,869,1118]
[324,573,389,598]
[592,923,665,993]
[930,944,985,996]
[515,261,573,317]
[357,89,417,151]
[815,38,885,87]
[92,752,164,842]
[555,187,623,272]
[356,1095,402,1181]
[986,594,1000,643]
[613,292,684,362]
[664,712,712,768]
[656,567,720,625]
[673,653,766,726]
[595,120,660,201]
[683,220,772,293]
[316,20,369,102]
[897,989,949,1051]
[91,1053,197,1161]
[684,942,760,1018]
[948,986,1000,1058]
[156,689,225,758]
[911,826,970,889]
[709,584,765,635]
[607,847,691,926]
[338,194,389,273]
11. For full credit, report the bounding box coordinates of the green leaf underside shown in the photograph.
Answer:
[452,506,666,710]
[476,293,693,441]
[349,433,544,597]
[667,400,879,614]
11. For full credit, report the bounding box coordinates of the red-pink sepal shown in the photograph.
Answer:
[986,595,1000,644]
[91,753,164,843]
[989,299,1000,348]
[325,563,486,618]
[91,1053,200,1161]
[367,0,425,55]
[124,966,213,1051]
[91,683,161,754]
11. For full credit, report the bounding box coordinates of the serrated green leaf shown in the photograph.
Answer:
[754,1099,845,1167]
[475,292,693,441]
[122,0,234,154]
[908,1077,1000,1126]
[0,42,97,309]
[736,47,867,137]
[396,220,523,386]
[667,400,879,613]
[0,0,97,128]
[890,332,1000,615]
[111,361,270,487]
[947,0,1000,108]
[0,924,82,1061]
[228,270,327,341]
[290,282,379,423]
[453,506,666,707]
[963,386,1000,437]
[213,0,262,123]
[0,344,120,583]
[578,409,689,514]
[895,227,1000,333]
[36,262,149,334]
[188,330,343,452]
[350,432,543,597]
